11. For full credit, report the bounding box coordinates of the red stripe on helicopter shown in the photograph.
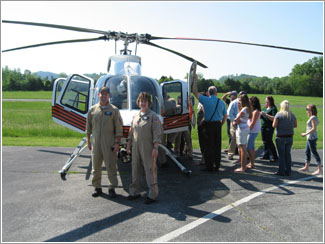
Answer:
[52,105,86,128]
[123,126,130,138]
[163,114,190,130]
[52,105,86,131]
[52,104,86,124]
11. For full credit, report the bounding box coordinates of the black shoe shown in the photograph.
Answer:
[127,194,141,200]
[261,156,270,160]
[200,168,213,172]
[144,197,156,204]
[274,171,284,176]
[108,189,117,198]
[92,188,102,197]
[270,158,278,162]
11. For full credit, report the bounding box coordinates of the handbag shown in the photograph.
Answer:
[201,98,220,138]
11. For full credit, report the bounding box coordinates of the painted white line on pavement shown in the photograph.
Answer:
[152,175,321,242]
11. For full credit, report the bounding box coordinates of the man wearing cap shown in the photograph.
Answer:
[86,86,123,198]
[222,91,238,153]
[227,91,246,160]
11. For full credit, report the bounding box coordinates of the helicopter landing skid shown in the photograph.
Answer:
[158,144,192,176]
[59,137,88,180]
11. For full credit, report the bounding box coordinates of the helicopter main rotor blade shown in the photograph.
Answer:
[2,20,108,35]
[143,41,208,68]
[150,36,323,55]
[2,36,107,53]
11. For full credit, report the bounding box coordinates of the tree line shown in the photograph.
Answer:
[2,56,323,97]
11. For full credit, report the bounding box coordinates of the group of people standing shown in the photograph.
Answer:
[86,81,322,204]
[194,74,322,177]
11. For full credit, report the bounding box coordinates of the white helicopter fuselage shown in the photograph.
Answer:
[52,55,193,145]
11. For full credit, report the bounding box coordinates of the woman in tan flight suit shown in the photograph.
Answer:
[126,92,163,204]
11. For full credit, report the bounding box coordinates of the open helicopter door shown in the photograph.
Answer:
[52,74,94,133]
[188,61,197,129]
[52,74,94,180]
[161,81,191,134]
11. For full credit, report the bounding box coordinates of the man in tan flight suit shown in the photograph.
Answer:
[86,86,123,198]
[126,92,163,204]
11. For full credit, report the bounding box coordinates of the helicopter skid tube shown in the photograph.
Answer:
[59,137,88,180]
[158,144,192,176]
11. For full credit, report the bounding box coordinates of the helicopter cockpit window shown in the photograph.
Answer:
[106,76,128,109]
[130,76,159,113]
[61,75,90,114]
[162,82,182,116]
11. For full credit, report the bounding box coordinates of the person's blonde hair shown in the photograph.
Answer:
[279,100,292,120]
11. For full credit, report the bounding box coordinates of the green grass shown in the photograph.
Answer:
[2,102,84,147]
[2,92,323,149]
[2,91,52,99]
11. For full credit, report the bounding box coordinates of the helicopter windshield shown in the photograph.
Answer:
[106,75,128,109]
[130,76,159,113]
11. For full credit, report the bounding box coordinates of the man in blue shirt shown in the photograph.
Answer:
[227,96,239,160]
[193,75,227,171]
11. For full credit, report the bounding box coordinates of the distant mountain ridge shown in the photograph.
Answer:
[34,71,59,80]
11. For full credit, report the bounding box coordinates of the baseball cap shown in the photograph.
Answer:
[230,91,238,96]
[99,86,110,94]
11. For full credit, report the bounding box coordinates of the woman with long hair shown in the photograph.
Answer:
[272,100,297,176]
[247,96,261,169]
[260,96,278,162]
[233,94,252,172]
[299,104,323,175]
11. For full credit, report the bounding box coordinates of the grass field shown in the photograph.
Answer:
[2,91,53,99]
[2,91,323,149]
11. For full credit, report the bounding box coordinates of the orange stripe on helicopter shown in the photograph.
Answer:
[163,114,190,130]
[52,106,86,129]
[122,126,130,138]
[52,104,86,124]
[52,105,86,131]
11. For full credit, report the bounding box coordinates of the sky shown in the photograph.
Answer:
[1,1,323,80]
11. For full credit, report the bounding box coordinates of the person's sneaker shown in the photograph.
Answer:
[92,188,102,197]
[108,189,117,198]
[127,194,141,200]
[228,155,234,160]
[144,197,156,204]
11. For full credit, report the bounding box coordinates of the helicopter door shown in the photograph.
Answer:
[52,74,94,133]
[161,81,190,134]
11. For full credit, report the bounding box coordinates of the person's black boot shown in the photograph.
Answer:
[92,188,102,197]
[108,189,117,198]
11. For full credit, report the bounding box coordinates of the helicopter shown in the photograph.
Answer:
[2,20,323,179]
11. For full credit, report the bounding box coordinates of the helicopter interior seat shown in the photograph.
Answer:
[175,105,182,114]
[121,99,128,109]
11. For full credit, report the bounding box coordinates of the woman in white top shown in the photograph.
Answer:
[246,96,261,169]
[299,104,323,175]
[233,94,252,172]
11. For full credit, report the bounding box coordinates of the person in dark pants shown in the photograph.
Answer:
[272,100,297,176]
[260,96,278,162]
[193,75,227,171]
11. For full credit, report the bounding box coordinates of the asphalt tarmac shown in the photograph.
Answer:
[1,146,323,243]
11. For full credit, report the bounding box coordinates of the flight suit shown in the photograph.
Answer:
[86,103,123,190]
[128,110,163,200]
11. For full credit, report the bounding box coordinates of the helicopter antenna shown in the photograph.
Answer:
[114,40,117,55]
